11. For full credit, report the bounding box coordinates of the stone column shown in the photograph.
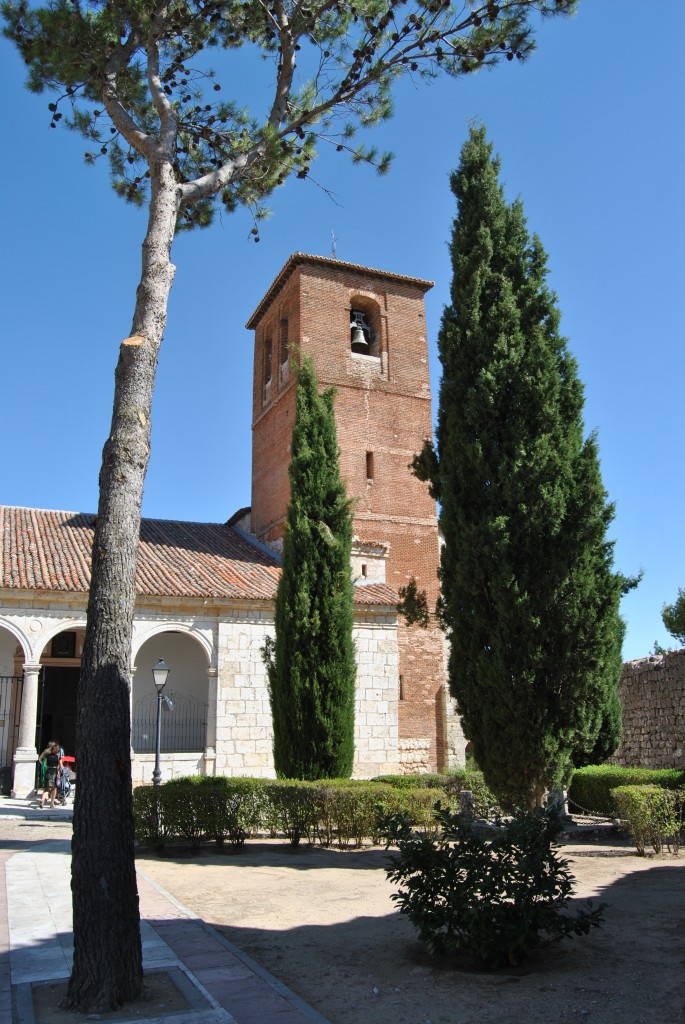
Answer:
[206,668,218,743]
[12,662,42,798]
[203,667,218,777]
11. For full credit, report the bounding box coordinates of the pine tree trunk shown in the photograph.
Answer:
[65,164,179,1012]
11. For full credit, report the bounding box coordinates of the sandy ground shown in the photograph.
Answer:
[3,815,683,1024]
[137,833,685,1024]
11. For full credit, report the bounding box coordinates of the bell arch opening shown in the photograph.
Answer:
[349,297,381,357]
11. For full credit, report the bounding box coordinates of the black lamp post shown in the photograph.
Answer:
[152,658,169,786]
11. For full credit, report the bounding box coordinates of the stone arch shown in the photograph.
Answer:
[36,617,87,658]
[34,620,86,762]
[131,626,213,770]
[0,617,32,664]
[132,621,213,668]
[0,622,28,776]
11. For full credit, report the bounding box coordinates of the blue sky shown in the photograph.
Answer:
[1,1,683,661]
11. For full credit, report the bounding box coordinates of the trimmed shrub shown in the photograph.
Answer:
[443,767,500,818]
[212,777,267,846]
[372,773,451,790]
[262,780,319,846]
[569,766,685,816]
[134,777,269,849]
[133,775,464,850]
[611,785,682,855]
[393,788,448,835]
[372,769,499,818]
[382,804,604,968]
[317,782,398,848]
[132,787,169,850]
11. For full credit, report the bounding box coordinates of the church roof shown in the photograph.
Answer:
[246,252,434,328]
[0,505,397,607]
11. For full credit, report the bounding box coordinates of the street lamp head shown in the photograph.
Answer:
[152,658,169,692]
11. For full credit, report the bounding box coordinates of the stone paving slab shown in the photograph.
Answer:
[1,799,330,1024]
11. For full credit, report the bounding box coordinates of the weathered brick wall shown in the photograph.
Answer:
[610,649,685,768]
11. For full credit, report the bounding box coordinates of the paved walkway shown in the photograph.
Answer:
[0,798,330,1024]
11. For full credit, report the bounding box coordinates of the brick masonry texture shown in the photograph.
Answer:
[610,648,685,769]
[250,256,447,770]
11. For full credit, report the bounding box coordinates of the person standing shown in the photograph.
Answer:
[39,743,63,808]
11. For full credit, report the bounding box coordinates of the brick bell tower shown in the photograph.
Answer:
[246,253,449,771]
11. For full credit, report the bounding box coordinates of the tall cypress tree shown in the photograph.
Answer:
[266,357,356,780]
[415,125,629,807]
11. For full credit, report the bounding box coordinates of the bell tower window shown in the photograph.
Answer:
[349,301,380,358]
[350,309,378,356]
[279,318,289,385]
[263,336,273,404]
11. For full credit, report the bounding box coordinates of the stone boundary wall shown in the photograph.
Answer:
[610,648,685,768]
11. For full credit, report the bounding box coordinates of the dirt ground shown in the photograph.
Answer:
[136,831,685,1024]
[32,970,192,1024]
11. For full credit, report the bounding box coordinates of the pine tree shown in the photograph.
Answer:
[265,357,356,780]
[415,124,629,808]
[2,2,575,1008]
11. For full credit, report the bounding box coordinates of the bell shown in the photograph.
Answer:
[351,324,370,354]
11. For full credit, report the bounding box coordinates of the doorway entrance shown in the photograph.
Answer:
[37,666,79,757]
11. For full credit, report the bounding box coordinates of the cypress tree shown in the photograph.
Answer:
[416,125,629,807]
[266,357,356,779]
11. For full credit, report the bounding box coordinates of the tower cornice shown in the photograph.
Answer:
[246,252,433,329]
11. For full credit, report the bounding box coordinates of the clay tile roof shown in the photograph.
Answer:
[351,582,398,606]
[246,252,434,328]
[0,505,280,601]
[0,506,397,607]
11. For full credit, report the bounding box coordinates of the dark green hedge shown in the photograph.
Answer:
[133,775,449,851]
[569,765,685,816]
[372,773,450,790]
[373,767,499,817]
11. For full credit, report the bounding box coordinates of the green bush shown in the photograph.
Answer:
[133,775,463,850]
[308,781,377,847]
[134,777,269,849]
[443,767,500,818]
[382,804,604,968]
[132,787,169,849]
[372,773,451,790]
[569,766,685,816]
[172,775,267,846]
[262,780,319,846]
[372,768,500,818]
[610,785,682,855]
[391,788,448,835]
[212,777,266,846]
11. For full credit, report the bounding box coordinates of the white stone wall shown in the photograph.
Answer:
[1,593,401,786]
[132,751,206,785]
[214,609,274,778]
[211,607,401,779]
[352,615,399,777]
[442,631,468,769]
